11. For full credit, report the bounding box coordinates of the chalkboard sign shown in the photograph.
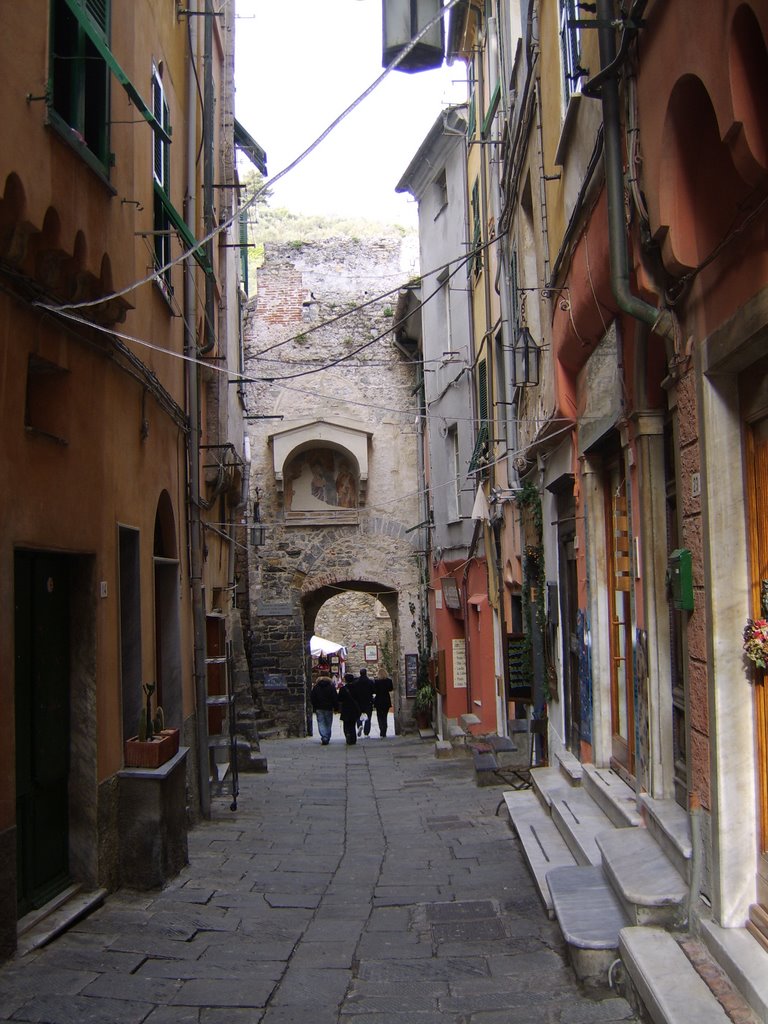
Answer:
[404,654,418,697]
[264,672,288,691]
[507,634,529,688]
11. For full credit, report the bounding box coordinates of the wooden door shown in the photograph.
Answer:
[745,413,768,945]
[14,551,71,916]
[606,459,635,777]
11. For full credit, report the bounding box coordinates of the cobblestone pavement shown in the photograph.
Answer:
[0,727,639,1023]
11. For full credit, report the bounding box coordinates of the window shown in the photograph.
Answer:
[433,169,448,217]
[447,426,460,521]
[477,357,488,425]
[151,66,172,301]
[467,60,477,139]
[468,360,490,474]
[436,268,452,355]
[509,246,520,330]
[470,179,482,277]
[559,0,585,104]
[50,0,111,175]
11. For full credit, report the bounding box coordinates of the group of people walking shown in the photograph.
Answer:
[310,666,394,745]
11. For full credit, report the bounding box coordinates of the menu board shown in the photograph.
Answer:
[507,634,528,688]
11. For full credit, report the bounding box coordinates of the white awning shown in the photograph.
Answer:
[309,635,347,658]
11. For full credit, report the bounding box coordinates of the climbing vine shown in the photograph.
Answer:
[514,483,549,699]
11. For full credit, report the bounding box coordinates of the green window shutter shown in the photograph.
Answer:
[61,0,170,144]
[481,81,501,137]
[470,179,482,276]
[234,119,268,176]
[468,94,476,139]
[478,358,488,423]
[154,181,213,276]
[468,426,489,473]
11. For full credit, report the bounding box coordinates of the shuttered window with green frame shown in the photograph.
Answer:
[468,359,490,473]
[50,0,111,176]
[470,179,483,277]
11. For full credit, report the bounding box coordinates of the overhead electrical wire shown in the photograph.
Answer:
[239,229,506,383]
[31,0,465,318]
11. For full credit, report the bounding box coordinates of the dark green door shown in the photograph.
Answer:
[15,551,71,916]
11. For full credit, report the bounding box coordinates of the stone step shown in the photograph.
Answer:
[447,724,467,746]
[486,734,521,767]
[549,787,616,865]
[503,790,577,918]
[640,795,692,883]
[620,926,731,1024]
[530,766,567,808]
[17,886,107,956]
[596,827,688,930]
[546,864,629,987]
[472,748,503,786]
[583,764,643,828]
[554,748,584,784]
[698,918,768,1023]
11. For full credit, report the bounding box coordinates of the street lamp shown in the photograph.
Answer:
[511,326,540,387]
[251,499,266,548]
[382,0,445,72]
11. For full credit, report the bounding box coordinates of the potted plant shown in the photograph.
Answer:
[124,682,180,768]
[414,683,434,729]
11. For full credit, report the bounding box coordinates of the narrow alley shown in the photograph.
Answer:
[0,733,637,1024]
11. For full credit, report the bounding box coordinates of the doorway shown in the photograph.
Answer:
[14,550,71,915]
[745,407,768,929]
[605,457,635,777]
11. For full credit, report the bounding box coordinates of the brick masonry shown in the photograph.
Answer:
[241,235,423,736]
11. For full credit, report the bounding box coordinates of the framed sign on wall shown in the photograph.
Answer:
[404,653,418,697]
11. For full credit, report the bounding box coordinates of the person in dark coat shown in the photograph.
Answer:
[372,676,394,737]
[349,667,374,737]
[338,672,361,745]
[310,669,338,745]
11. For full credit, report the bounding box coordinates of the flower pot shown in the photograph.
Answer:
[124,728,179,769]
[415,709,432,729]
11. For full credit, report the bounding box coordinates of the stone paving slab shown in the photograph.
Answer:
[7,992,154,1024]
[0,734,639,1024]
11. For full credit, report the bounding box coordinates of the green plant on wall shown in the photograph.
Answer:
[514,483,549,700]
[380,631,394,675]
[409,599,433,690]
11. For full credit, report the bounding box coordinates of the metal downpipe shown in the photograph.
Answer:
[595,0,677,350]
[185,0,211,818]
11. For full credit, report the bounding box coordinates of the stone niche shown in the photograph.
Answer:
[269,418,372,526]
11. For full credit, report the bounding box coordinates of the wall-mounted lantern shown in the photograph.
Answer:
[382,0,445,73]
[512,326,540,387]
[251,499,266,547]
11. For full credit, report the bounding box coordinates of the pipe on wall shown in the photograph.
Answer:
[593,0,678,353]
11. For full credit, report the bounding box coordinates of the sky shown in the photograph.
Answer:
[233,0,466,227]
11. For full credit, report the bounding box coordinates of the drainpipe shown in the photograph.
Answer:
[200,0,216,356]
[185,1,211,818]
[592,0,677,352]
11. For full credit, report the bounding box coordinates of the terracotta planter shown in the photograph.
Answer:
[124,728,179,769]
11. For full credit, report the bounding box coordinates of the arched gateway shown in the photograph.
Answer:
[240,234,425,739]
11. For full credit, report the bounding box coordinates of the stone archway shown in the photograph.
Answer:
[304,580,403,729]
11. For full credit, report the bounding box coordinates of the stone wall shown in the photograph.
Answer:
[242,235,423,735]
[315,592,394,678]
